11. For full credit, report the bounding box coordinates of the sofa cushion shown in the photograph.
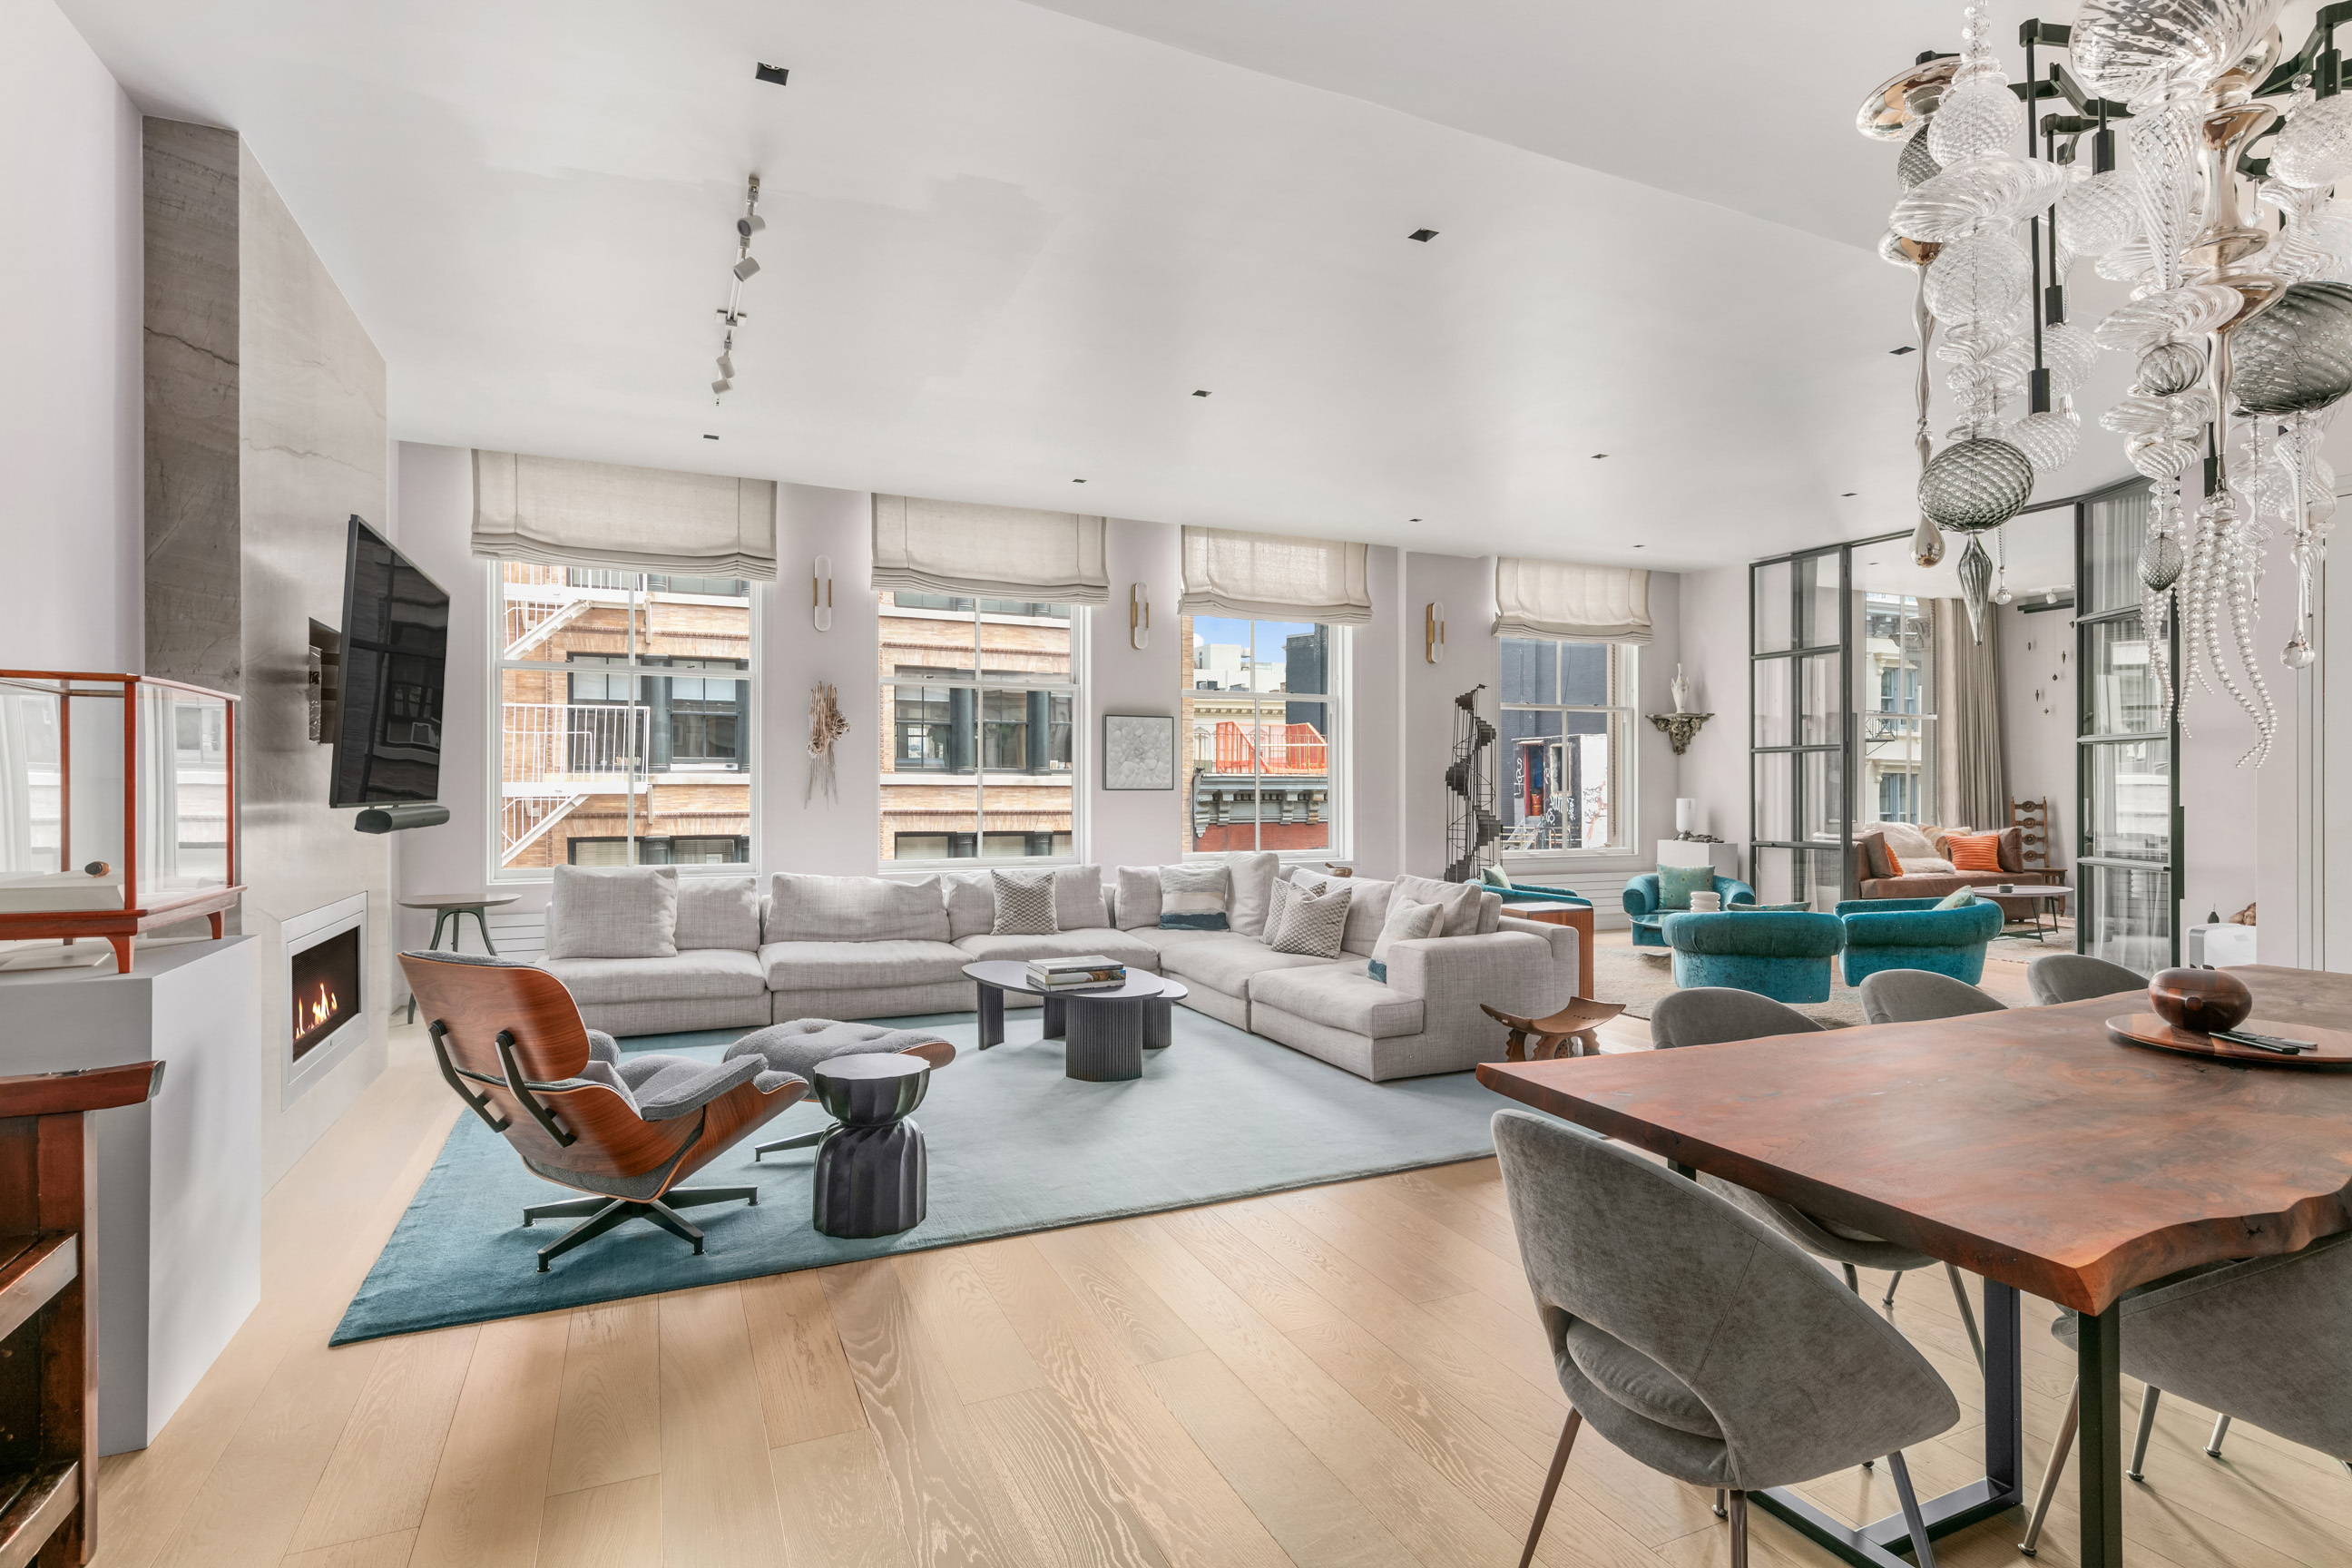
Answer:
[760,939,973,992]
[1250,961,1426,1039]
[942,874,995,940]
[1393,874,1480,936]
[1338,877,1395,956]
[1122,926,1228,959]
[546,865,678,959]
[1880,821,1938,862]
[1223,851,1280,937]
[991,868,1059,935]
[674,875,761,951]
[1053,866,1110,932]
[955,928,1160,969]
[725,1019,955,1080]
[1369,898,1443,978]
[1475,888,1503,934]
[1266,878,1352,958]
[1114,867,1162,930]
[769,874,950,944]
[1857,831,1896,881]
[1996,825,2026,873]
[539,947,767,1005]
[1654,864,1715,911]
[1156,936,1330,995]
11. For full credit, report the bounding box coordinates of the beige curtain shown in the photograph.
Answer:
[471,450,778,578]
[1935,598,2007,828]
[1179,527,1372,624]
[1492,560,1652,644]
[869,495,1110,605]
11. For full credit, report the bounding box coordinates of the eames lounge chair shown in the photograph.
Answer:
[403,950,809,1271]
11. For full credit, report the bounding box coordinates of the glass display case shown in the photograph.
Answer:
[0,671,240,972]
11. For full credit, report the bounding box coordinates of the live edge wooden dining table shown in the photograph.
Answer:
[1476,965,2352,1568]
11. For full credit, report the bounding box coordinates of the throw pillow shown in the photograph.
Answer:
[1479,865,1514,890]
[1883,844,1906,877]
[768,873,949,944]
[1904,856,1957,875]
[1051,865,1110,931]
[1729,901,1814,912]
[1857,832,1896,881]
[1879,821,1937,862]
[1950,832,2003,872]
[1392,873,1482,936]
[1159,863,1230,931]
[1268,880,1352,958]
[1224,850,1282,936]
[1113,866,1162,930]
[1366,897,1441,981]
[1264,877,1329,950]
[1655,864,1716,911]
[546,866,679,960]
[990,869,1059,936]
[1934,887,1978,910]
[672,875,760,951]
[1995,826,2026,874]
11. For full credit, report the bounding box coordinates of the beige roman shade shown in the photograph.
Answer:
[869,495,1110,605]
[470,451,779,579]
[1493,558,1651,643]
[1178,527,1372,625]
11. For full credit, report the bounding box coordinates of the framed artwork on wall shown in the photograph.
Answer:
[1102,714,1176,790]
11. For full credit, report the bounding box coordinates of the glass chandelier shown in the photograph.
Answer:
[1863,0,2352,768]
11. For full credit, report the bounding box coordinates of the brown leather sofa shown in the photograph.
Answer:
[1854,827,2061,922]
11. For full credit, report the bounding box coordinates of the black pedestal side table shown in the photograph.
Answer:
[961,962,1187,1081]
[399,893,519,1023]
[809,1054,930,1238]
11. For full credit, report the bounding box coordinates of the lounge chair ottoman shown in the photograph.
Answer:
[723,1019,956,1161]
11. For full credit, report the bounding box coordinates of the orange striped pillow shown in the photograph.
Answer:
[1950,832,2003,872]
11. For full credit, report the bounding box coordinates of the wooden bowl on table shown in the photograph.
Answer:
[2148,967,2254,1034]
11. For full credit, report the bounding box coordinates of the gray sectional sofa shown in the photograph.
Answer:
[533,852,1579,1082]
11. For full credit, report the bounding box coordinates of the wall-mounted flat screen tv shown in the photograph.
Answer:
[329,515,449,807]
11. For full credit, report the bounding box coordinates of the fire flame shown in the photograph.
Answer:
[297,980,339,1038]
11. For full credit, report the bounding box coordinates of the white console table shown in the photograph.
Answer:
[0,937,260,1453]
[1657,839,1742,881]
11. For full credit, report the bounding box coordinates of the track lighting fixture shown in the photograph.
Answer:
[710,175,763,403]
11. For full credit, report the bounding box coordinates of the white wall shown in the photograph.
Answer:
[2000,603,2073,876]
[1677,564,1750,852]
[0,0,142,671]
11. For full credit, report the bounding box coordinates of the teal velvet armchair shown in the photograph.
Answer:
[1835,897,2003,986]
[1624,873,1757,947]
[1660,909,1845,1004]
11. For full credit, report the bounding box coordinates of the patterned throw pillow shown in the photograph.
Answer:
[1949,832,2004,872]
[1655,864,1716,911]
[1367,898,1441,983]
[990,869,1059,936]
[1158,863,1230,931]
[1268,879,1352,959]
[1934,887,1978,910]
[1265,876,1332,948]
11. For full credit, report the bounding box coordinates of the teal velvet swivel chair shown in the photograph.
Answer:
[1835,897,2003,987]
[1661,909,1846,1004]
[1623,873,1757,947]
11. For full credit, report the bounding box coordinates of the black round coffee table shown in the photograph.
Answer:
[961,961,1187,1082]
[808,1054,929,1238]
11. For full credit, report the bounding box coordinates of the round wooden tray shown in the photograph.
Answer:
[2105,1014,2352,1068]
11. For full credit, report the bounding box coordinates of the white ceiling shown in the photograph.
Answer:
[58,0,2148,581]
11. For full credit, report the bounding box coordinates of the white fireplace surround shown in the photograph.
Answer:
[281,893,368,1108]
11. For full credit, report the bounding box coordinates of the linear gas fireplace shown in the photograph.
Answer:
[282,893,368,1106]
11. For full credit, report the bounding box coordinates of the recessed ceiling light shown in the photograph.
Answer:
[1408,229,1438,242]
[1192,389,1210,397]
[1841,491,1857,497]
[1408,517,1422,523]
[1072,478,1086,484]
[1592,453,1608,459]
[1890,345,1916,355]
[702,434,719,440]
[755,63,789,85]
[1632,544,1644,549]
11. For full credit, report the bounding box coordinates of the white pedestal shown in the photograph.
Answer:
[1657,839,1742,881]
[0,937,261,1453]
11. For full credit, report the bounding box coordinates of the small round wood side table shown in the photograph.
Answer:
[399,894,520,1022]
[809,1054,931,1239]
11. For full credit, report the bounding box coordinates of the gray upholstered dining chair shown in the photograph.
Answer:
[1857,969,2005,1026]
[2026,953,2145,1007]
[1649,987,1985,1372]
[1493,1109,1960,1568]
[2018,1231,2352,1553]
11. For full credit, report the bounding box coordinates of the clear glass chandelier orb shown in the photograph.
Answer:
[2043,321,2102,395]
[2134,338,2206,394]
[1920,437,2036,529]
[2230,281,2352,414]
[2009,404,2084,471]
[2058,169,2141,257]
[2095,281,2244,353]
[2069,0,2288,109]
[1891,154,2071,241]
[2270,92,2352,189]
[1924,232,2032,321]
[2141,531,2186,590]
[1928,75,2024,164]
[1899,125,1943,190]
[2127,432,2202,477]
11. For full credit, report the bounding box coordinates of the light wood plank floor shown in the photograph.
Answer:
[96,949,2347,1568]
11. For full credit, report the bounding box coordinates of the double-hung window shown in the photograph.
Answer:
[877,595,1080,863]
[493,564,754,874]
[1498,637,1634,854]
[1178,615,1342,856]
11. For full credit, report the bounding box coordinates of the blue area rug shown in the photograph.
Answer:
[331,1008,1511,1344]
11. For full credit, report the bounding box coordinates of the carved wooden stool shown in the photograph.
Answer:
[1482,998,1627,1062]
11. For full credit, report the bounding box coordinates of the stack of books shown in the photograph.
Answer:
[1026,955,1127,992]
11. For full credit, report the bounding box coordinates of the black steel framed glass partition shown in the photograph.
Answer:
[2073,479,2180,970]
[1750,545,1852,908]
